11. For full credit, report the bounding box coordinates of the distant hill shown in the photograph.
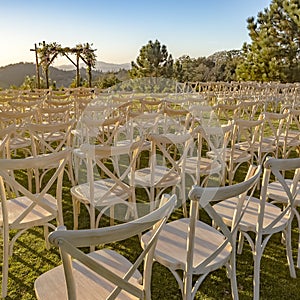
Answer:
[56,61,131,72]
[0,63,37,89]
[0,61,131,89]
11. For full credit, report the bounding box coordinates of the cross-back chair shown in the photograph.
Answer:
[132,131,192,215]
[141,165,261,300]
[266,157,300,268]
[27,120,75,185]
[71,139,145,233]
[257,111,290,162]
[213,157,299,300]
[34,194,177,300]
[225,118,264,184]
[0,150,69,298]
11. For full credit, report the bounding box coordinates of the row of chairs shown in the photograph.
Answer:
[1,97,299,230]
[32,156,300,300]
[0,93,300,298]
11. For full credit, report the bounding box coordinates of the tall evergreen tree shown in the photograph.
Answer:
[236,0,300,82]
[130,39,173,78]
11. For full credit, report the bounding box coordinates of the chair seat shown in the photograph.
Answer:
[141,218,232,273]
[34,249,142,300]
[267,179,300,205]
[71,179,130,207]
[224,149,252,163]
[0,195,57,229]
[10,137,31,149]
[184,156,221,175]
[260,138,277,151]
[37,131,66,143]
[213,196,289,233]
[133,165,181,188]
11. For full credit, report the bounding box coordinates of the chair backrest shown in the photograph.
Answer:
[213,102,241,124]
[231,118,264,164]
[259,111,290,157]
[260,157,300,232]
[38,105,73,124]
[48,194,177,299]
[147,132,193,185]
[0,124,15,158]
[188,165,261,272]
[78,139,145,210]
[0,149,69,227]
[27,120,75,156]
[199,121,234,183]
[238,100,263,120]
[282,108,300,158]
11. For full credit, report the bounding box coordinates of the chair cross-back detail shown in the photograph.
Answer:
[266,157,300,268]
[71,139,145,233]
[28,120,75,185]
[34,194,177,300]
[225,118,264,184]
[141,165,261,300]
[0,124,15,158]
[213,157,300,300]
[132,132,192,214]
[0,150,69,298]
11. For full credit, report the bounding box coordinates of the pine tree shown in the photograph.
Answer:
[130,40,173,78]
[236,0,300,82]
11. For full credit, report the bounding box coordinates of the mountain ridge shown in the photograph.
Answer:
[56,61,131,72]
[0,61,131,89]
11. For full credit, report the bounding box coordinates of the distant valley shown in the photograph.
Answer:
[0,61,131,89]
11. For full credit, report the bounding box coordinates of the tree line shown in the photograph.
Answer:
[129,0,300,84]
[19,0,299,90]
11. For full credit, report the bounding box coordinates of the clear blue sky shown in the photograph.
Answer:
[0,0,271,67]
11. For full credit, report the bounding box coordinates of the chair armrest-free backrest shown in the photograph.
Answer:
[260,157,300,232]
[187,166,261,270]
[47,194,177,299]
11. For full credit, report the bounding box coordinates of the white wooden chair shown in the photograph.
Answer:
[225,118,264,184]
[0,150,69,298]
[257,111,290,162]
[0,124,15,158]
[34,194,177,300]
[182,126,222,186]
[132,132,192,214]
[213,157,299,300]
[71,139,145,232]
[204,121,234,186]
[184,123,231,188]
[281,108,300,159]
[266,157,300,268]
[0,110,38,158]
[27,120,76,185]
[141,165,261,300]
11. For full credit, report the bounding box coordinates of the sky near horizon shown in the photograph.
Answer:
[0,0,271,67]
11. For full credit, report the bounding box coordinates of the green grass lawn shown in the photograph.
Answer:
[1,163,300,299]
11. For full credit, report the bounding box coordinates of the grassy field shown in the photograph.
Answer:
[1,163,300,300]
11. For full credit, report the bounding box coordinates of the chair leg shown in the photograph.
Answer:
[2,227,9,298]
[229,251,239,300]
[294,209,300,268]
[230,253,239,299]
[252,230,263,300]
[183,270,193,300]
[44,225,50,249]
[284,225,296,278]
[237,232,244,255]
[89,205,96,252]
[253,251,262,300]
[72,197,80,230]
